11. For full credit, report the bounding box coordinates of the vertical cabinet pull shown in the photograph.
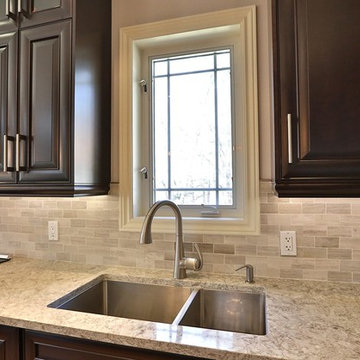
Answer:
[15,133,20,172]
[6,0,17,20]
[17,0,22,14]
[5,0,9,17]
[287,114,293,164]
[3,135,8,172]
[15,134,26,172]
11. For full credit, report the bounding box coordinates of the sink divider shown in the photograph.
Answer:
[172,289,199,326]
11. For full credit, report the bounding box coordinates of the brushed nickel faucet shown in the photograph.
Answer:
[236,264,255,283]
[139,200,203,279]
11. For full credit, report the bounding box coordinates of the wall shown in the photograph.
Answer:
[0,1,359,283]
[1,182,360,283]
[111,0,274,181]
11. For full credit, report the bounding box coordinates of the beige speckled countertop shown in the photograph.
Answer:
[0,257,359,360]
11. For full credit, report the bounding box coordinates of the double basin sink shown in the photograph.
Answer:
[48,278,266,335]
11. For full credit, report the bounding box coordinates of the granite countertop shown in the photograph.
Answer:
[0,257,359,360]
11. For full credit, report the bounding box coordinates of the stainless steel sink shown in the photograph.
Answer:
[49,278,266,335]
[176,289,266,335]
[48,279,193,324]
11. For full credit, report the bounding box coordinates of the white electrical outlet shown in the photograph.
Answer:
[48,221,58,241]
[280,231,297,256]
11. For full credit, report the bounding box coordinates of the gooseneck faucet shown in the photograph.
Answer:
[140,200,203,279]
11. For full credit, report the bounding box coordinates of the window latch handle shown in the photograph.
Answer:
[140,166,148,179]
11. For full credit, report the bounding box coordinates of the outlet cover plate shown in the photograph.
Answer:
[280,231,297,256]
[48,221,58,241]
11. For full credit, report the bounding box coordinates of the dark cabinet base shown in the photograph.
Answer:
[0,326,20,360]
[24,330,209,360]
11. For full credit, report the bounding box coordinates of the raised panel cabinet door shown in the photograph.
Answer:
[0,326,20,360]
[25,331,208,360]
[19,0,72,28]
[273,0,360,196]
[0,31,16,183]
[0,0,17,32]
[18,20,71,183]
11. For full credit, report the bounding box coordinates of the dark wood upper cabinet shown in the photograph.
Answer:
[273,0,360,197]
[0,326,20,360]
[18,20,71,184]
[20,0,72,28]
[0,0,111,196]
[0,30,16,183]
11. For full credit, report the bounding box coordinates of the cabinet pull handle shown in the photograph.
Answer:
[287,113,293,164]
[3,135,8,172]
[15,133,20,172]
[6,0,17,20]
[17,0,22,14]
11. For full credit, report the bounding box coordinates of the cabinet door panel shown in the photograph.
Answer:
[0,326,19,360]
[0,31,16,183]
[20,0,72,28]
[274,0,360,196]
[18,20,71,183]
[25,331,205,360]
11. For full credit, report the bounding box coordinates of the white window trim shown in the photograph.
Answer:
[118,6,260,235]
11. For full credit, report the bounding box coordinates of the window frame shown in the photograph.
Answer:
[118,6,260,235]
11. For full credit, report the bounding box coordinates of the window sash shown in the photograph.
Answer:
[150,49,235,208]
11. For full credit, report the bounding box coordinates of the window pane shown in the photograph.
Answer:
[216,52,231,68]
[219,191,233,206]
[152,49,234,207]
[155,190,169,201]
[153,77,169,190]
[217,69,233,191]
[169,54,214,74]
[153,60,167,76]
[169,72,216,189]
[170,190,216,206]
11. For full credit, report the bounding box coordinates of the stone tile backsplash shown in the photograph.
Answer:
[1,181,360,282]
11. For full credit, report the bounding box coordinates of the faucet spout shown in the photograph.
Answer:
[139,200,202,279]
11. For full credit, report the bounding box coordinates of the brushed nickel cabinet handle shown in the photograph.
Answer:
[17,0,22,14]
[15,133,20,172]
[5,0,9,17]
[287,113,293,164]
[3,135,8,172]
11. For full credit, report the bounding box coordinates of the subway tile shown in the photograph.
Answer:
[315,237,339,248]
[328,271,352,282]
[340,260,360,272]
[235,244,257,255]
[328,226,352,237]
[260,203,278,214]
[302,203,325,214]
[257,246,279,256]
[280,269,303,279]
[339,237,360,250]
[297,247,327,259]
[214,244,234,254]
[328,249,352,260]
[326,204,351,214]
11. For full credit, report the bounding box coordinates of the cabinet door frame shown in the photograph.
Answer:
[18,19,72,183]
[273,0,360,197]
[0,30,17,183]
[0,325,20,360]
[19,0,73,28]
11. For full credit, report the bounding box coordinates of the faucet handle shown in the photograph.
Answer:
[182,243,203,271]
[193,243,203,271]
